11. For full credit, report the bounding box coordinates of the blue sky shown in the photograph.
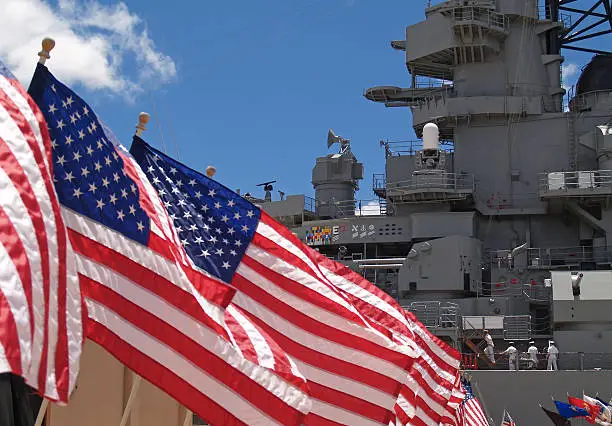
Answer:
[1,0,610,201]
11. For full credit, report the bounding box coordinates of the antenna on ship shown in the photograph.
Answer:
[257,180,277,202]
[327,128,351,155]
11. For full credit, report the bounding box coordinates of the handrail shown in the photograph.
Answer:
[461,352,612,371]
[452,5,508,32]
[567,86,612,111]
[379,139,454,158]
[304,195,316,213]
[386,172,475,193]
[373,173,386,190]
[311,198,387,218]
[403,301,460,329]
[539,170,612,193]
[487,245,612,268]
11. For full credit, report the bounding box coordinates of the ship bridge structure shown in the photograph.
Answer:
[251,1,612,422]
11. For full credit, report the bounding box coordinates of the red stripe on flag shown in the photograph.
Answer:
[225,306,258,363]
[239,256,406,368]
[307,381,394,423]
[0,196,33,334]
[1,70,81,403]
[69,230,229,338]
[85,320,248,426]
[249,233,360,324]
[84,277,306,426]
[21,89,74,402]
[0,91,53,395]
[304,413,346,426]
[232,272,403,396]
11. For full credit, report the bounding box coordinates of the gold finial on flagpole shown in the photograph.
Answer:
[135,112,150,137]
[206,166,216,178]
[38,38,55,64]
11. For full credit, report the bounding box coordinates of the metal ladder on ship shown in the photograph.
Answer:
[567,113,577,170]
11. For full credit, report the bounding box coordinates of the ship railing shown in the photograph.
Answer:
[461,352,612,371]
[403,301,460,329]
[567,86,612,111]
[528,245,612,268]
[318,198,388,217]
[413,76,454,89]
[486,245,612,269]
[461,316,500,345]
[503,315,531,341]
[373,173,386,191]
[531,314,553,336]
[536,4,572,27]
[303,195,316,213]
[411,86,458,107]
[460,315,532,340]
[451,5,508,32]
[386,172,475,193]
[473,280,552,303]
[361,268,399,298]
[379,139,455,158]
[426,0,496,14]
[539,170,612,193]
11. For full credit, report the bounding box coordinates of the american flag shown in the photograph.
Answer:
[501,409,515,426]
[225,303,308,394]
[129,137,456,425]
[0,59,82,403]
[28,63,311,425]
[456,379,489,426]
[313,255,465,425]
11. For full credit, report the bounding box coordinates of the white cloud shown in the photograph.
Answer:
[561,62,580,111]
[0,0,176,97]
[562,62,579,92]
[356,200,382,216]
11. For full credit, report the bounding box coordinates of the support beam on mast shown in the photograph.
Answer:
[546,0,612,54]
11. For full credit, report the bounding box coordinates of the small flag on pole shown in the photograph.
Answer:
[501,409,516,426]
[542,405,572,426]
[455,378,489,426]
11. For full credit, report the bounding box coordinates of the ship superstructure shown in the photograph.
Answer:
[247,0,612,423]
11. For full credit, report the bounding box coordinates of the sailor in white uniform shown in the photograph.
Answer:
[483,329,495,365]
[502,342,518,370]
[547,341,559,370]
[527,341,539,369]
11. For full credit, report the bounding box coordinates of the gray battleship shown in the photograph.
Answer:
[244,0,612,424]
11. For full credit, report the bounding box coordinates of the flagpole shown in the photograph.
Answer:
[119,374,142,426]
[472,380,495,426]
[34,399,49,426]
[37,38,55,65]
[33,38,54,426]
[182,410,192,426]
[117,112,154,426]
[135,112,150,137]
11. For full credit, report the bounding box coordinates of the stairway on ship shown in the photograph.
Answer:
[463,333,496,369]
